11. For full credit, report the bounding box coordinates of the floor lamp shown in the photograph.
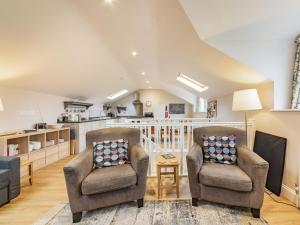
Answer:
[232,89,262,146]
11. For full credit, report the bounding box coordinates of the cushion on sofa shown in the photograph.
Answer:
[202,135,237,164]
[199,162,252,192]
[81,164,137,195]
[93,139,128,168]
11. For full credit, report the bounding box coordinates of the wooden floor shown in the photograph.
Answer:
[0,156,299,225]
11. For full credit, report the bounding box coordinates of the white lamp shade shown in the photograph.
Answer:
[0,98,3,111]
[232,89,262,111]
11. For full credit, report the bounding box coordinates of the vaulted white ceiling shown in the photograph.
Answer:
[0,0,271,104]
[179,0,300,108]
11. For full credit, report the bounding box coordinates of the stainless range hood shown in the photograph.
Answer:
[132,92,142,105]
[132,92,143,116]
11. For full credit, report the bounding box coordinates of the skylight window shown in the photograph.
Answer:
[177,73,208,92]
[107,89,128,100]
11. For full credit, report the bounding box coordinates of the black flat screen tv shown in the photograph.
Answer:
[253,131,287,196]
[169,104,185,114]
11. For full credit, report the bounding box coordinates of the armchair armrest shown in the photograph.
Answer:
[186,143,203,177]
[130,144,149,185]
[186,143,203,197]
[63,148,93,199]
[237,145,269,208]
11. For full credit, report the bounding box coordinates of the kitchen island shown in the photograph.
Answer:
[60,118,110,153]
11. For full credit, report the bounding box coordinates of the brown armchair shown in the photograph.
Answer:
[186,126,269,218]
[63,128,149,223]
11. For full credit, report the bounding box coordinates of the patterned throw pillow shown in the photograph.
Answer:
[93,139,128,168]
[202,135,237,164]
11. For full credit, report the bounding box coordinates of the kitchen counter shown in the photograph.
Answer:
[58,116,149,123]
[58,117,113,123]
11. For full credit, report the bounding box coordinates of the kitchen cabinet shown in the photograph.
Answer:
[63,120,107,153]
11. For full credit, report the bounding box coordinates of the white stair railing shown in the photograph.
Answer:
[106,119,255,176]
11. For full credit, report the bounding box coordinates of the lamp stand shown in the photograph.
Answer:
[244,111,248,147]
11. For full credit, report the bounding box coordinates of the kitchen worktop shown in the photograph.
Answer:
[58,116,149,124]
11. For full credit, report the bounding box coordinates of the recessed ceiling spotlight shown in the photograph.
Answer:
[141,72,146,76]
[146,80,150,84]
[131,51,138,57]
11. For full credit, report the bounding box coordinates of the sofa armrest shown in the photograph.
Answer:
[63,148,93,199]
[130,144,149,185]
[186,143,203,197]
[0,156,20,199]
[238,145,269,208]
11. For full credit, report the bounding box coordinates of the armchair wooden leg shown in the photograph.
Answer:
[251,208,260,218]
[192,198,198,207]
[72,212,82,223]
[137,198,144,208]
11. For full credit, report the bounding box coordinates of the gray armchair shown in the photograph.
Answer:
[64,128,149,223]
[0,156,20,206]
[187,126,269,218]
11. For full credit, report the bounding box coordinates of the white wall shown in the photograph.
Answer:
[0,86,68,132]
[215,83,299,202]
[207,37,294,109]
[248,83,300,202]
[210,94,244,122]
[111,89,193,118]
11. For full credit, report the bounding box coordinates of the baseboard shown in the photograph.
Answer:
[281,184,298,207]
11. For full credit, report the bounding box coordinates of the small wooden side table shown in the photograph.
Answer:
[156,155,180,199]
[21,160,33,185]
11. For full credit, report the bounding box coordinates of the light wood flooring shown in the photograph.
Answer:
[0,156,299,225]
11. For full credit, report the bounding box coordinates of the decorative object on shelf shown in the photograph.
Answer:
[63,101,93,109]
[30,141,42,150]
[46,140,55,147]
[207,100,217,118]
[7,144,19,156]
[232,89,262,145]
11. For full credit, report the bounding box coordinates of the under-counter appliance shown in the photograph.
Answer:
[144,112,154,117]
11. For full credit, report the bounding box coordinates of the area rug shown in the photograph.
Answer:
[34,200,268,225]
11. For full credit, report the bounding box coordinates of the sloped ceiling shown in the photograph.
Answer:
[0,0,269,104]
[179,0,300,108]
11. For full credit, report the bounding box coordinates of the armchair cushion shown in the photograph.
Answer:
[199,162,252,192]
[202,135,237,164]
[81,164,137,195]
[93,139,128,168]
